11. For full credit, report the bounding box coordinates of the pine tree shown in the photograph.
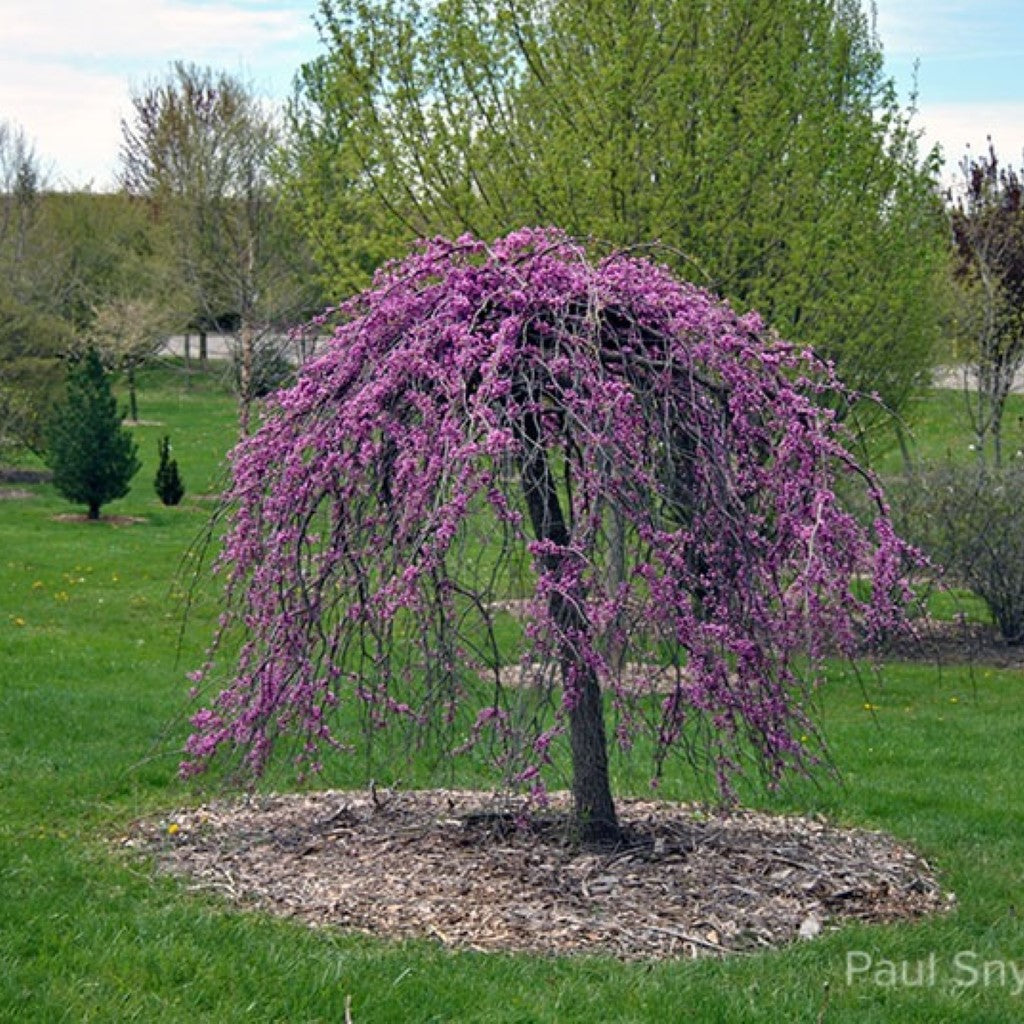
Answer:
[46,348,140,520]
[154,435,185,506]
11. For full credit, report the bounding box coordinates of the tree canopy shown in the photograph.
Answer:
[287,0,947,414]
[0,120,64,454]
[121,62,321,426]
[185,229,917,843]
[1,120,162,454]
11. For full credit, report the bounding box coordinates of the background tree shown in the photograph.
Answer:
[894,461,1024,645]
[0,121,66,455]
[185,230,917,844]
[948,141,1024,467]
[45,348,140,520]
[1,122,165,457]
[0,120,42,266]
[0,290,68,457]
[25,191,158,339]
[288,0,947,419]
[121,62,322,429]
[89,295,175,422]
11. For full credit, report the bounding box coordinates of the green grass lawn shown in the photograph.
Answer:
[2,372,1023,1022]
[867,387,1024,475]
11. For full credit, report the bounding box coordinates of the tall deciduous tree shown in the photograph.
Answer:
[0,120,42,266]
[121,63,319,429]
[0,120,65,454]
[288,0,947,416]
[46,348,140,520]
[185,230,917,844]
[0,289,68,457]
[948,142,1024,467]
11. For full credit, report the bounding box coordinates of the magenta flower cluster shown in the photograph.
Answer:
[184,228,916,798]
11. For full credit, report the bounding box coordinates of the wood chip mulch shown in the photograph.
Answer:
[49,513,148,525]
[123,788,951,961]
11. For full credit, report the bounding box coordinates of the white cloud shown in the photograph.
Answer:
[0,59,127,188]
[0,0,310,61]
[917,100,1024,171]
[0,0,319,188]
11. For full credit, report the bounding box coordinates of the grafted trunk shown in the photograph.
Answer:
[520,438,619,845]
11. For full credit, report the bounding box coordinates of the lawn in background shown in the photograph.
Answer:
[868,387,1024,475]
[1,372,1022,1022]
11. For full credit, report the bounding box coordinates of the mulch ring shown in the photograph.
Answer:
[124,788,950,961]
[877,617,1024,669]
[50,513,148,526]
[0,467,52,484]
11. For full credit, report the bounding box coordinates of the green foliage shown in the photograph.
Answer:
[893,460,1024,643]
[153,435,185,506]
[45,348,140,520]
[289,0,948,413]
[0,122,67,454]
[2,121,167,454]
[0,289,68,455]
[23,192,160,334]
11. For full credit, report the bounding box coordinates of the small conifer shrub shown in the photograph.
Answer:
[154,435,185,506]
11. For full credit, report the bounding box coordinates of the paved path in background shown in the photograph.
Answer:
[932,365,1024,394]
[161,333,235,360]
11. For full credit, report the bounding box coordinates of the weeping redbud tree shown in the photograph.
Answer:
[185,228,915,844]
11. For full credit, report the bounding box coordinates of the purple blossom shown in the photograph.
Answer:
[183,228,919,811]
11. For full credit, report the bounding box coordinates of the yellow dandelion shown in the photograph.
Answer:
[167,822,180,836]
[13,616,26,627]
[32,580,44,590]
[862,702,878,712]
[949,696,959,704]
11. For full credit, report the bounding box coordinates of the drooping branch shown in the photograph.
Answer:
[184,228,920,842]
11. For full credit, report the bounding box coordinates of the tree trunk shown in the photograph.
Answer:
[199,329,208,363]
[993,400,1004,468]
[127,367,138,423]
[520,438,620,845]
[87,501,100,520]
[239,320,254,434]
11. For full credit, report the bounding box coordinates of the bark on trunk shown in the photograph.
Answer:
[128,368,138,423]
[239,321,254,435]
[520,439,620,845]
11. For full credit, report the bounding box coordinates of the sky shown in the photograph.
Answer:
[0,0,1022,191]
